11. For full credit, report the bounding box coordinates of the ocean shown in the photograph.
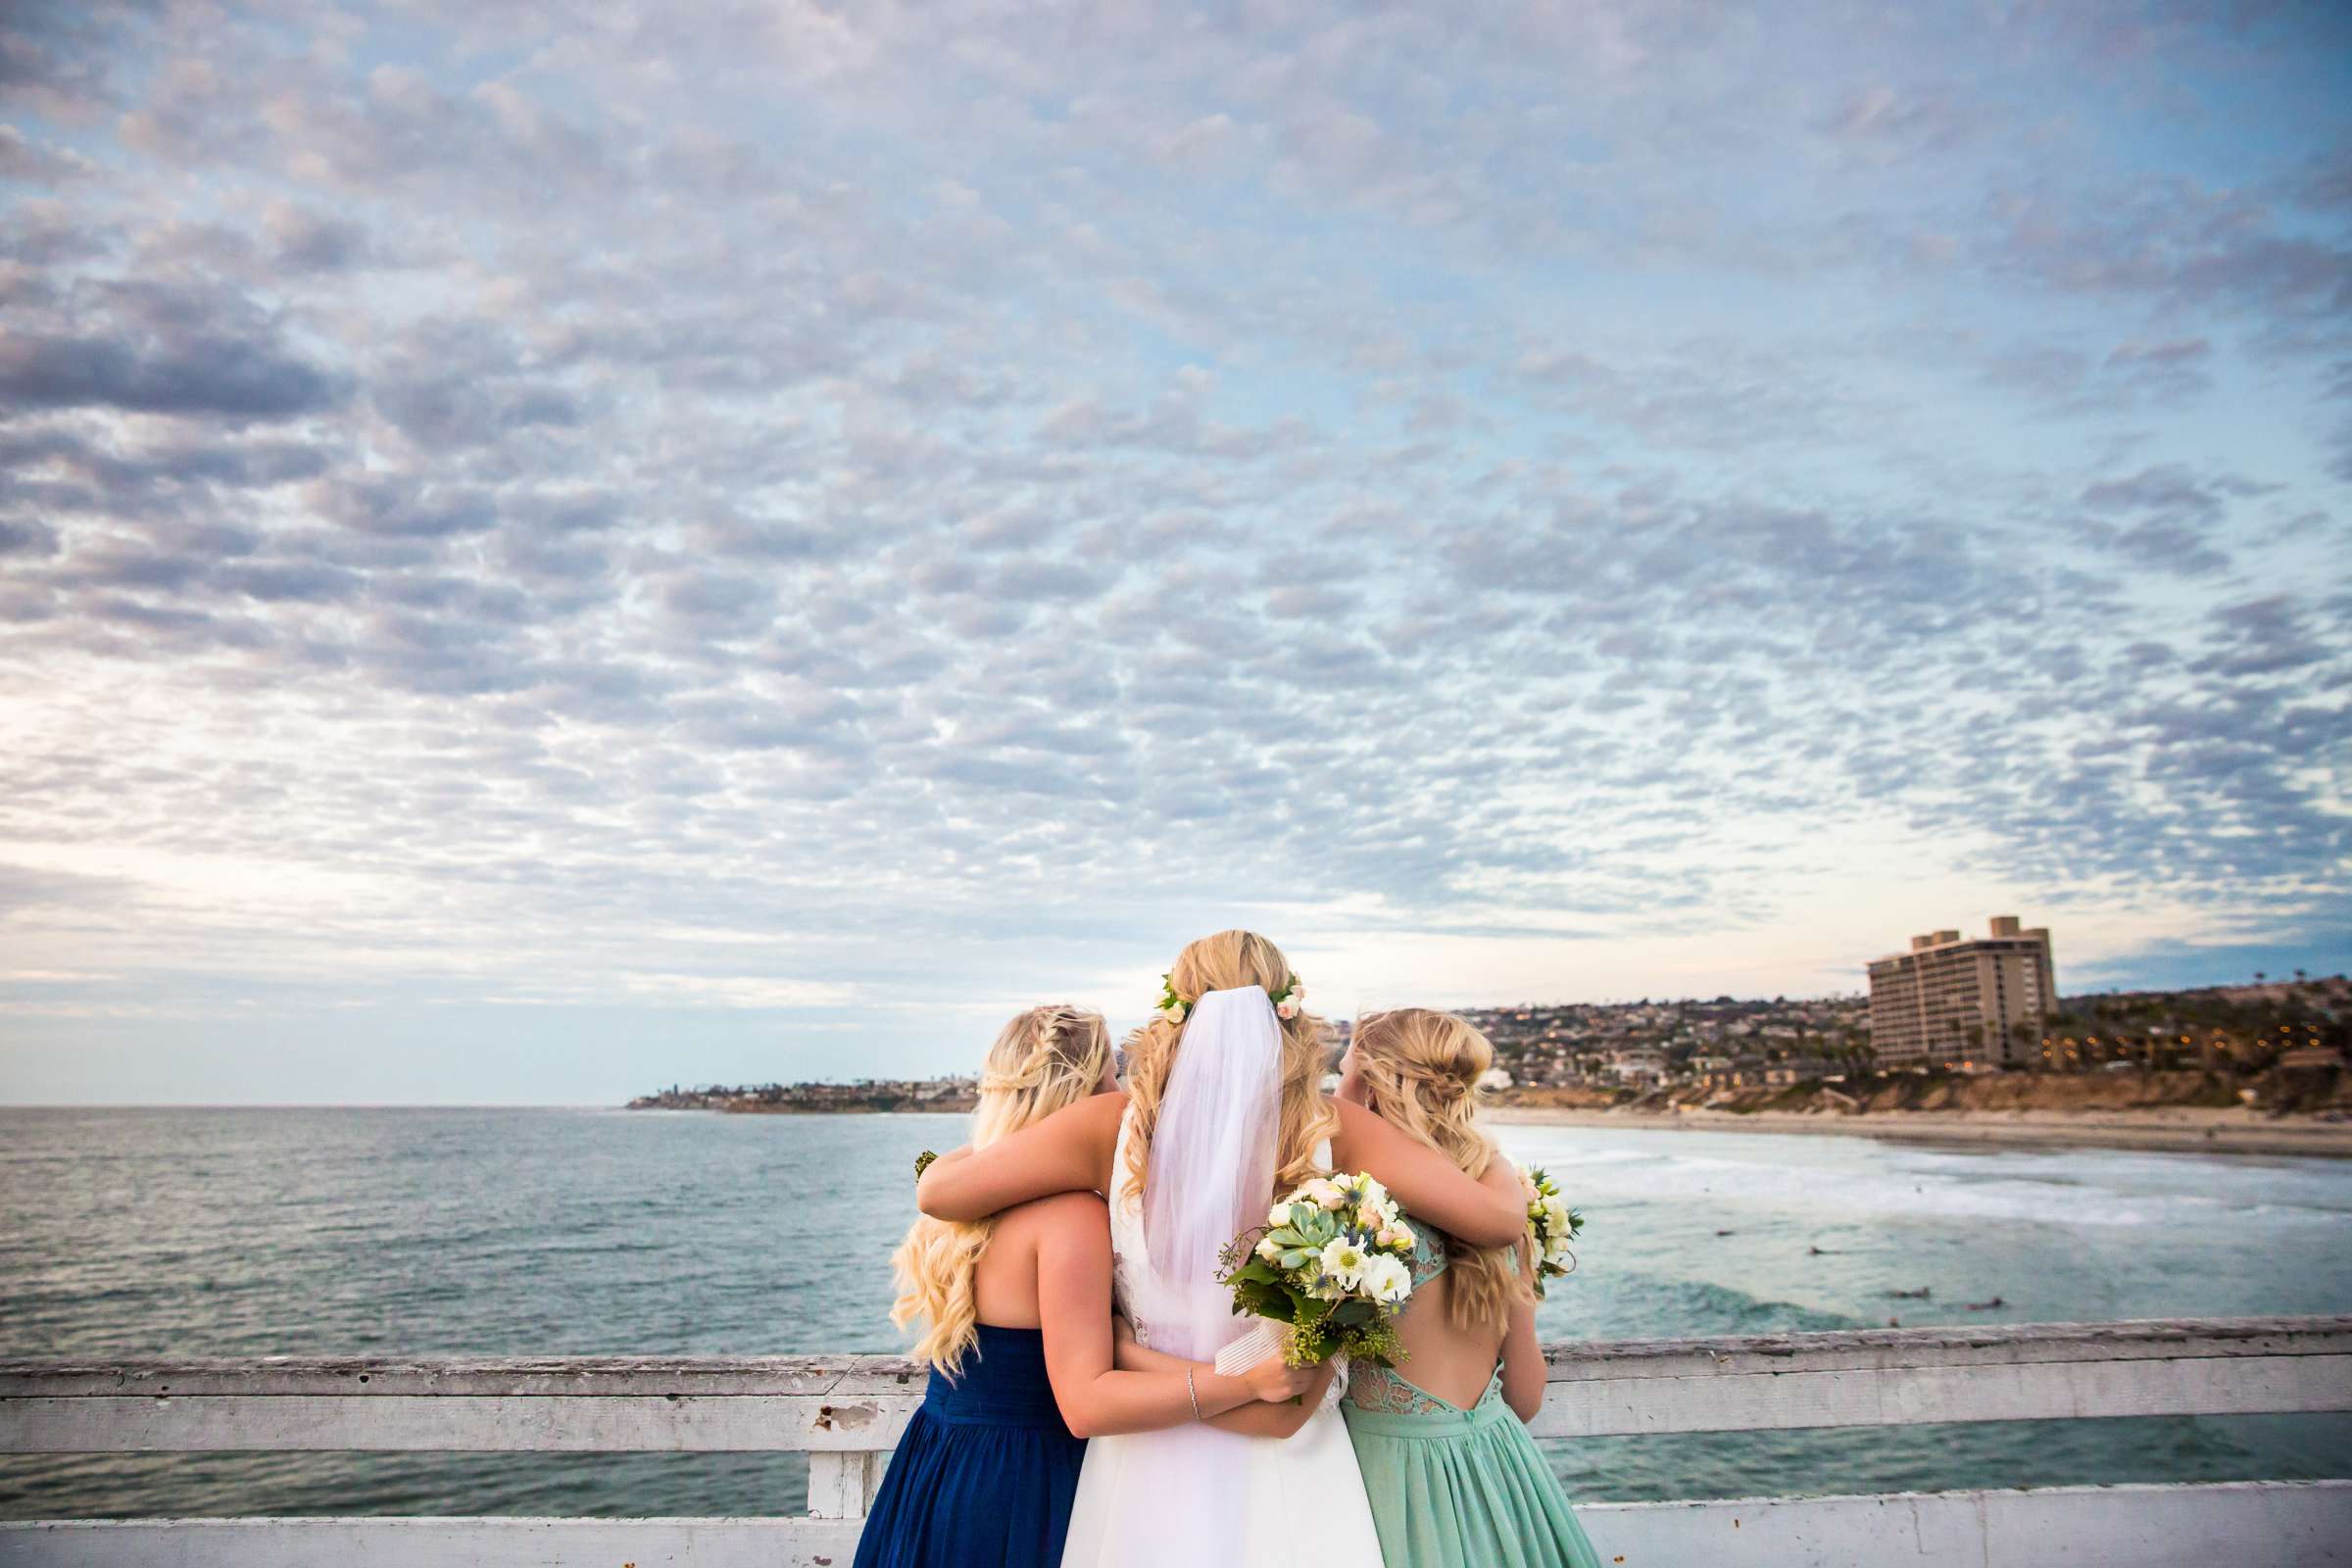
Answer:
[4,1106,2348,1518]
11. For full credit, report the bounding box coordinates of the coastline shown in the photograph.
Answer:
[638,1098,2352,1158]
[1486,1104,2352,1159]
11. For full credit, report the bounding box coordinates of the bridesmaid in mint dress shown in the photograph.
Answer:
[1337,1009,1601,1568]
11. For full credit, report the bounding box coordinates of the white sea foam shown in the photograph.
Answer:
[1494,1127,2352,1231]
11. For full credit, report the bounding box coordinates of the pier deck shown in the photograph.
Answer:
[5,1316,2349,1565]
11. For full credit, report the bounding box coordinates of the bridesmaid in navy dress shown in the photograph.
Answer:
[854,1004,1314,1568]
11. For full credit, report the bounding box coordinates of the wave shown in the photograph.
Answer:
[1565,1273,1868,1337]
[1499,1131,2352,1230]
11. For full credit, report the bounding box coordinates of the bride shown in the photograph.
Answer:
[916,929,1528,1565]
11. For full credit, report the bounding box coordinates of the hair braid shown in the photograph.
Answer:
[891,1004,1111,1376]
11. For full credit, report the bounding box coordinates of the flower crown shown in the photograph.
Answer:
[1156,972,1305,1024]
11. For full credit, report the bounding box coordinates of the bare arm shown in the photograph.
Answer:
[1332,1099,1525,1247]
[1034,1197,1311,1438]
[1500,1294,1546,1424]
[1110,1321,1337,1439]
[915,1093,1125,1222]
[1201,1357,1338,1439]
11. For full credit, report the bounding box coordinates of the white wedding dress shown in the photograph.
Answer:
[1058,1086,1383,1564]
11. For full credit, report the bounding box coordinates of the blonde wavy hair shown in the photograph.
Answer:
[890,1004,1113,1377]
[1349,1007,1532,1332]
[1120,928,1339,1209]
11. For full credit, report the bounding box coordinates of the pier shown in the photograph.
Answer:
[5,1316,2349,1565]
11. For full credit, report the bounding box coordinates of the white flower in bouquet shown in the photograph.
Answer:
[1359,1252,1412,1304]
[1519,1163,1585,1296]
[1320,1236,1369,1288]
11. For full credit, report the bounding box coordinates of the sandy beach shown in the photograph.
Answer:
[1488,1104,2352,1158]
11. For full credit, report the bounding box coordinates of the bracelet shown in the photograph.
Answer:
[1185,1365,1200,1421]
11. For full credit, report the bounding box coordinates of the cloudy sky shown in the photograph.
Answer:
[3,1,2347,1104]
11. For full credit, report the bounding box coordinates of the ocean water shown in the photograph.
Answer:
[3,1106,2348,1517]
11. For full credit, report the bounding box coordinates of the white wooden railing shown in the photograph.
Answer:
[4,1316,2349,1566]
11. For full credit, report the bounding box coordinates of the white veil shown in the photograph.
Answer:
[1136,984,1282,1359]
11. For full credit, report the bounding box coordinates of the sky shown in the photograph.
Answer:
[1,0,2348,1104]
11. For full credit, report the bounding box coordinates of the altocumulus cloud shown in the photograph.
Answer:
[0,0,2347,1102]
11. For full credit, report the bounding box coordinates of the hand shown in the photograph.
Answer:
[1243,1356,1318,1405]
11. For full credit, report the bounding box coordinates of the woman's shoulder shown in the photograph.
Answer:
[997,1188,1111,1250]
[1021,1188,1110,1221]
[1068,1089,1131,1152]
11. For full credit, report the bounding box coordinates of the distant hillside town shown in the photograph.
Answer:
[628,1078,979,1113]
[1471,917,2345,1097]
[632,918,2348,1115]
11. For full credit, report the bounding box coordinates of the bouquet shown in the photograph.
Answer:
[1521,1164,1584,1298]
[1217,1171,1418,1369]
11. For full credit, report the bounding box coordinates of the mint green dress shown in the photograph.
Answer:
[1341,1214,1601,1568]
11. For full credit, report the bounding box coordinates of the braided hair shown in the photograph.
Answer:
[890,1004,1112,1376]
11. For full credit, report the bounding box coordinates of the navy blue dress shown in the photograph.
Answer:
[853,1323,1085,1567]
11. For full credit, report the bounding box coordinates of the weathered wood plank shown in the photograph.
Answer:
[1525,1352,2352,1438]
[0,1356,928,1399]
[1584,1480,2352,1568]
[807,1452,885,1520]
[11,1346,2342,1455]
[0,1516,865,1566]
[6,1318,2347,1454]
[6,1316,2341,1397]
[0,1352,2333,1455]
[0,1395,926,1454]
[1538,1315,2352,1382]
[4,1484,2346,1568]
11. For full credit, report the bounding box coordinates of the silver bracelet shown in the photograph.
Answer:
[1186,1365,1201,1421]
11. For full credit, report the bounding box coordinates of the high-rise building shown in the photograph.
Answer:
[1866,916,2058,1070]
